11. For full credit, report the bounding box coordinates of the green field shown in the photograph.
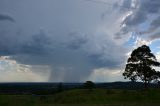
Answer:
[0,89,160,106]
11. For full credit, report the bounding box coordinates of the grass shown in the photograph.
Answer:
[0,89,160,106]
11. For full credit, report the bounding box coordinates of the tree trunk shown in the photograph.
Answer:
[144,74,148,89]
[144,82,148,89]
[144,79,149,90]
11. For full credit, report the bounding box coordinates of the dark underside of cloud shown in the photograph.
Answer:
[0,27,127,81]
[0,14,15,22]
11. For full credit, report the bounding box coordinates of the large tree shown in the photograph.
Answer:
[123,45,160,88]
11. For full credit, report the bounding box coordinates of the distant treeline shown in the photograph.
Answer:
[0,82,159,95]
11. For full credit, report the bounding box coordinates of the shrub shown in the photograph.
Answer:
[83,81,95,90]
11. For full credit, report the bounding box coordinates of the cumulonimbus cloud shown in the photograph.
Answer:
[1,0,153,82]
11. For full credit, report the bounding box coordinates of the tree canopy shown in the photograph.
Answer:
[84,81,95,90]
[123,45,160,88]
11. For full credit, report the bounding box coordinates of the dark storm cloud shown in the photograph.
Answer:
[0,29,51,56]
[0,29,127,82]
[0,0,129,82]
[39,33,125,81]
[65,32,88,50]
[20,30,52,54]
[0,30,18,55]
[0,14,15,22]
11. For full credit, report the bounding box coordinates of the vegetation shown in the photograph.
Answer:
[83,81,95,90]
[57,82,63,92]
[123,45,160,88]
[0,89,160,106]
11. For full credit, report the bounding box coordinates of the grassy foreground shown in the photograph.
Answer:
[0,89,160,106]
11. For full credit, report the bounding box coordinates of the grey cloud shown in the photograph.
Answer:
[150,16,160,32]
[122,11,147,26]
[2,30,127,82]
[11,43,96,82]
[83,33,127,69]
[120,0,132,12]
[0,0,129,82]
[20,30,52,54]
[65,32,88,50]
[139,16,160,35]
[149,32,160,41]
[141,0,160,13]
[0,30,19,55]
[0,29,51,56]
[0,14,15,22]
[49,41,127,82]
[117,0,160,39]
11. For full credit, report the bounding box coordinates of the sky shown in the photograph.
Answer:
[0,0,160,82]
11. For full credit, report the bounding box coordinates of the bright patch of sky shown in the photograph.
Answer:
[150,40,160,53]
[0,56,51,82]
